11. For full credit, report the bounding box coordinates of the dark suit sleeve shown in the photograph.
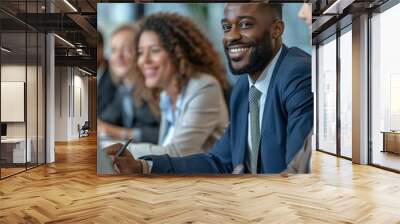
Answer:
[133,102,160,144]
[139,126,159,144]
[282,70,313,166]
[97,69,116,116]
[140,125,233,174]
[99,96,123,126]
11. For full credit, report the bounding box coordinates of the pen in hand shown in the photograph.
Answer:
[116,138,133,157]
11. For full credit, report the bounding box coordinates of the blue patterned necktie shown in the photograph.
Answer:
[249,85,262,174]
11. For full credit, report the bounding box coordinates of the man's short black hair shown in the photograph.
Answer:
[271,3,282,20]
[260,3,282,20]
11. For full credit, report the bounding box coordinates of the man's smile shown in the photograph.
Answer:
[227,45,252,62]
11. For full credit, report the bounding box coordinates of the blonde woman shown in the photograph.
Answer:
[99,25,160,143]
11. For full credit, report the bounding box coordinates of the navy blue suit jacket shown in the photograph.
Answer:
[142,45,313,174]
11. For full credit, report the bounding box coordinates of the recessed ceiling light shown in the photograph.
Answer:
[1,47,11,53]
[78,67,93,76]
[323,0,354,15]
[63,0,78,12]
[54,34,75,48]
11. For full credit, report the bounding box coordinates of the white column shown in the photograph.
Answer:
[46,33,55,163]
[45,1,56,163]
[352,14,369,164]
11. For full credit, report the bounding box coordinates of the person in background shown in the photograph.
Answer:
[117,13,230,159]
[106,3,313,174]
[298,2,312,32]
[97,32,116,117]
[98,25,160,143]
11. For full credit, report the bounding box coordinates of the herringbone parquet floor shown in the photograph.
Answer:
[1,135,400,223]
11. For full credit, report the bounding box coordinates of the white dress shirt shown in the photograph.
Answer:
[159,90,186,146]
[246,47,282,171]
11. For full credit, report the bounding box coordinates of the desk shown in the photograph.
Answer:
[97,134,124,174]
[1,138,32,164]
[382,131,400,154]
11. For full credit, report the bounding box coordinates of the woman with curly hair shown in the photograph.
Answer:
[126,12,230,159]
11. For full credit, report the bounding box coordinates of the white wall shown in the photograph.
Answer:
[73,73,89,137]
[54,66,68,141]
[54,67,89,141]
[1,65,26,139]
[1,65,38,138]
[1,65,26,144]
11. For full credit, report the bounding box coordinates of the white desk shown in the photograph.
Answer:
[97,135,124,174]
[1,138,32,163]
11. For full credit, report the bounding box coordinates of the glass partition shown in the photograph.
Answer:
[317,36,337,155]
[1,30,28,177]
[0,0,46,179]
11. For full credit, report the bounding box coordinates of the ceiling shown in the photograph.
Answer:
[311,0,390,44]
[2,0,395,72]
[0,0,99,73]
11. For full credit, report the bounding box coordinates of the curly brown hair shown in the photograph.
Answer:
[133,12,229,111]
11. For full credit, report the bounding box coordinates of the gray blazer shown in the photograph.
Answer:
[128,74,229,158]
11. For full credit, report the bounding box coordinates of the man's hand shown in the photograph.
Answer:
[105,143,143,174]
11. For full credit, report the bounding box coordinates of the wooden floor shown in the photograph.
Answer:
[1,163,45,178]
[1,135,400,223]
[1,167,26,178]
[372,150,400,171]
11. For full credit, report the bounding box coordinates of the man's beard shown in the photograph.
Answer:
[225,35,274,75]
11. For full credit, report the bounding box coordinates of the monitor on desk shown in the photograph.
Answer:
[1,123,7,138]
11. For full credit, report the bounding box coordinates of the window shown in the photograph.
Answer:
[339,28,352,158]
[370,3,400,171]
[317,36,337,154]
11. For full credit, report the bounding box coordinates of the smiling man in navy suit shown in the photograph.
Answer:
[106,3,313,174]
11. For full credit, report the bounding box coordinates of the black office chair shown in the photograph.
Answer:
[78,121,90,138]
